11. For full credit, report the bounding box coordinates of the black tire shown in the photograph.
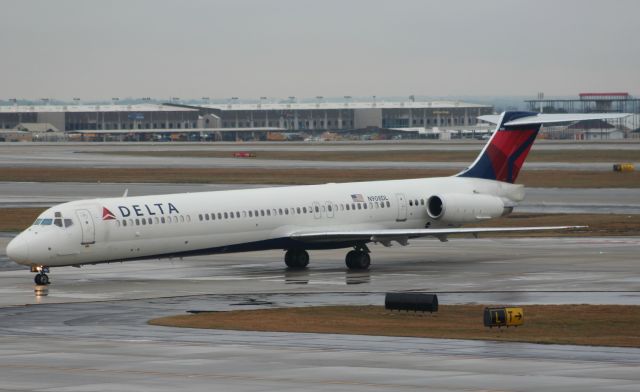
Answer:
[285,249,309,269]
[34,274,42,285]
[284,250,294,268]
[345,250,370,270]
[40,274,50,285]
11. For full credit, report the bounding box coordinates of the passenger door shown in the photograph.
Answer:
[76,209,96,245]
[395,193,407,222]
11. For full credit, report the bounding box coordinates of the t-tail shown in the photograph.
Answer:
[457,110,630,184]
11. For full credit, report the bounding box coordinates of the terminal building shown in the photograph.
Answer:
[0,100,493,141]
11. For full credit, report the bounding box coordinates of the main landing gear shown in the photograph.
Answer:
[345,244,371,270]
[284,249,309,269]
[32,266,50,285]
[283,245,372,271]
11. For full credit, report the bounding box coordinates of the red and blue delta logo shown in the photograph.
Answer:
[102,207,116,220]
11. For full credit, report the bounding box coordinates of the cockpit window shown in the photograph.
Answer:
[64,219,74,227]
[54,218,63,228]
[41,218,53,225]
[34,219,43,226]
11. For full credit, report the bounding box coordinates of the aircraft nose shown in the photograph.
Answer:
[6,235,29,264]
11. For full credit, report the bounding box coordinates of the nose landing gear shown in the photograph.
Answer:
[31,266,50,285]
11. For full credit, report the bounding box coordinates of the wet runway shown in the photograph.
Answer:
[3,181,640,214]
[0,236,639,390]
[1,142,637,170]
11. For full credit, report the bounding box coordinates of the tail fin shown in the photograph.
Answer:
[457,111,541,183]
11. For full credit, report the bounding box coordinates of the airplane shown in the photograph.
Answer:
[6,111,629,285]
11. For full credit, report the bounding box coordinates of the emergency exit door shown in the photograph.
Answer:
[395,193,407,222]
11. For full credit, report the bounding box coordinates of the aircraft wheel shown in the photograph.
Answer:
[345,250,370,270]
[285,249,309,269]
[34,273,50,285]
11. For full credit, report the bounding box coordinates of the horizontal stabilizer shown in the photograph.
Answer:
[478,112,629,126]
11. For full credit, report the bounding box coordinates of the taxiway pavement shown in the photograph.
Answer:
[0,236,639,391]
[1,142,637,170]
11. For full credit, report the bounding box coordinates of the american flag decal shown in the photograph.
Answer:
[102,207,116,220]
[351,194,364,203]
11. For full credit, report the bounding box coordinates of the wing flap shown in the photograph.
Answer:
[290,226,586,243]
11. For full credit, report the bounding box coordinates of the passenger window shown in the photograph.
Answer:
[278,208,283,215]
[327,205,332,212]
[186,215,191,222]
[314,206,319,213]
[386,201,391,207]
[242,211,247,218]
[116,221,121,227]
[224,212,228,219]
[368,202,373,209]
[255,210,259,217]
[129,219,134,226]
[261,210,265,216]
[141,219,146,226]
[351,203,356,210]
[218,213,222,219]
[180,215,185,223]
[363,203,368,210]
[199,214,203,221]
[409,200,413,206]
[421,199,425,205]
[297,207,301,214]
[285,208,289,215]
[346,204,350,210]
[148,218,152,224]
[211,213,216,220]
[266,210,271,216]
[161,217,166,224]
[340,204,344,211]
[54,218,63,227]
[357,204,361,210]
[249,211,253,217]
[173,216,179,223]
[122,220,127,227]
[302,207,307,213]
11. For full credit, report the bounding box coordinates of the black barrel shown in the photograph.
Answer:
[385,292,438,313]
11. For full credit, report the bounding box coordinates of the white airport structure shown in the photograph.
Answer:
[0,100,494,141]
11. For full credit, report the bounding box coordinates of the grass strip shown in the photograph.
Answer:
[149,305,640,348]
[0,167,638,187]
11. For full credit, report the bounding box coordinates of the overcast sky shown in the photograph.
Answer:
[1,0,638,101]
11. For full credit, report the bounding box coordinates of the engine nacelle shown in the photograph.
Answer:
[426,193,511,225]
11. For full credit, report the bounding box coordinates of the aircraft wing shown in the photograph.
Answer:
[289,226,586,243]
[478,113,629,125]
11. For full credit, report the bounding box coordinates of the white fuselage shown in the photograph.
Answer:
[7,176,523,268]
